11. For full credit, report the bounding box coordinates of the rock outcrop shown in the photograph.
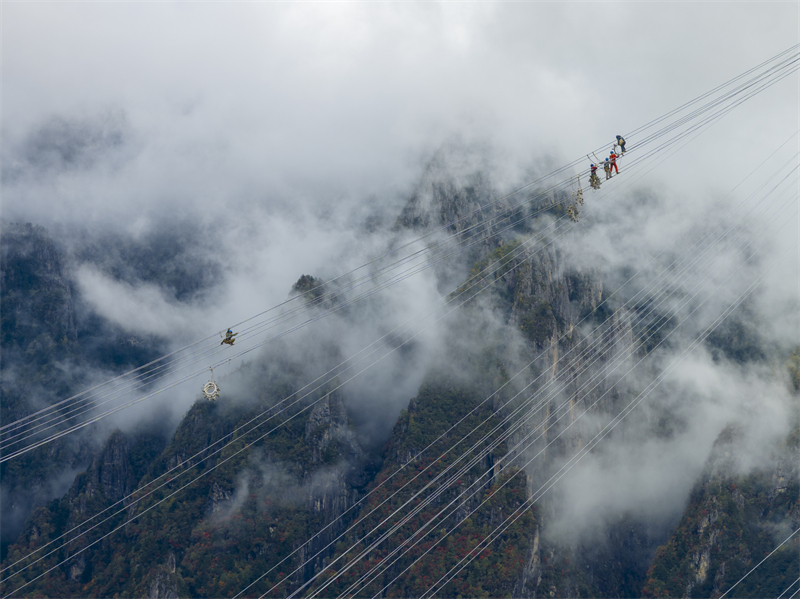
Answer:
[642,424,800,598]
[1,222,77,355]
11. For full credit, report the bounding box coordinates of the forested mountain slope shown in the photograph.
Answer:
[1,148,797,598]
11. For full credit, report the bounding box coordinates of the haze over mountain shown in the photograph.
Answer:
[1,3,798,598]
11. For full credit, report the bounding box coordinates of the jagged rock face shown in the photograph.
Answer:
[93,431,136,503]
[0,223,91,560]
[208,481,234,515]
[146,567,180,599]
[65,430,145,512]
[0,428,166,594]
[4,151,794,599]
[292,274,325,301]
[396,141,513,237]
[1,221,77,356]
[304,391,362,465]
[300,390,364,544]
[68,555,86,582]
[504,244,608,346]
[463,240,634,495]
[0,222,171,558]
[642,424,800,598]
[0,370,371,597]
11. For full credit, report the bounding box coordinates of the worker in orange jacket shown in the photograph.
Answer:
[609,151,619,174]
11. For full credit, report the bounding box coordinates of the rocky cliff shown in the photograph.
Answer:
[0,223,92,560]
[2,147,794,598]
[642,423,800,598]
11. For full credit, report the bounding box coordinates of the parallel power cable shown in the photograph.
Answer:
[242,48,800,596]
[6,77,792,596]
[260,160,800,599]
[4,82,792,596]
[299,188,799,599]
[7,50,800,460]
[623,44,799,140]
[234,116,800,599]
[7,60,795,461]
[0,185,589,593]
[3,45,796,445]
[392,235,799,599]
[718,527,800,599]
[630,53,800,150]
[3,146,792,599]
[12,123,744,592]
[778,577,800,599]
[3,45,796,596]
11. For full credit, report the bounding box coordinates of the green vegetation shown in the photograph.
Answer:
[292,381,535,598]
[642,469,799,598]
[453,240,523,303]
[518,301,557,345]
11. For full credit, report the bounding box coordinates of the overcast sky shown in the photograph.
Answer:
[3,3,797,386]
[3,2,798,222]
[3,2,797,306]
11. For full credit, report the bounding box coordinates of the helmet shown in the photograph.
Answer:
[590,164,595,167]
[616,135,621,139]
[227,329,232,333]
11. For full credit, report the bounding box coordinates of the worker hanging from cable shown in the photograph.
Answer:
[589,163,601,190]
[220,328,238,346]
[616,135,626,154]
[603,156,612,180]
[609,150,620,175]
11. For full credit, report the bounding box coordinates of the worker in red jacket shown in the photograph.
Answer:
[609,151,619,174]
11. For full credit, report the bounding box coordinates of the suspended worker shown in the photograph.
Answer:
[589,164,601,189]
[603,157,612,180]
[609,151,619,175]
[616,135,626,154]
[221,328,238,346]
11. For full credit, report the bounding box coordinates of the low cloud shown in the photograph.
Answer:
[2,1,798,565]
[75,265,197,337]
